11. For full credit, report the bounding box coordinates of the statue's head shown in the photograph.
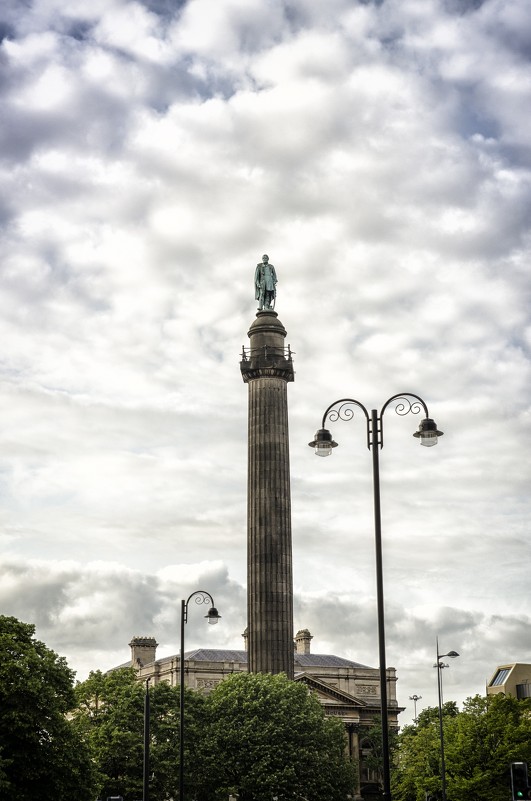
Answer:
[262,254,269,263]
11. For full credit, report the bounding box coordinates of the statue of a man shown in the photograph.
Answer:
[255,254,277,310]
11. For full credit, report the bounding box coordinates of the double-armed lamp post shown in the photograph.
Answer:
[309,393,443,801]
[179,590,221,801]
[409,693,422,722]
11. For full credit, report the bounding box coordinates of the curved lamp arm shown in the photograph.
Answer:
[309,392,443,455]
[183,590,221,625]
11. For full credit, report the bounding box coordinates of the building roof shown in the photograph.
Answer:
[295,652,370,669]
[180,648,370,669]
[120,648,371,670]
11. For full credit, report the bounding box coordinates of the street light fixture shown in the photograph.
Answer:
[179,590,221,801]
[309,393,443,801]
[435,639,459,801]
[409,694,422,722]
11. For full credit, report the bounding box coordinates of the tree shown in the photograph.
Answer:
[72,667,209,800]
[73,668,146,799]
[392,695,531,801]
[200,671,357,801]
[0,615,96,801]
[74,669,357,800]
[449,695,531,801]
[361,715,399,792]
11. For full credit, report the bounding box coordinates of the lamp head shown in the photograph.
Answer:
[308,428,338,457]
[205,607,221,625]
[413,417,443,447]
[447,650,459,659]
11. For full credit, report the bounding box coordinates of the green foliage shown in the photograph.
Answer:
[72,667,208,800]
[202,671,357,801]
[392,694,531,801]
[361,715,399,787]
[73,668,145,799]
[73,669,357,801]
[0,615,96,801]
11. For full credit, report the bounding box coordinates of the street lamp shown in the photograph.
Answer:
[180,590,221,801]
[143,677,151,801]
[409,694,422,722]
[435,639,459,801]
[309,393,443,801]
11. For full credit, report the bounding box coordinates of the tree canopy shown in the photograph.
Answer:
[73,668,357,800]
[202,671,357,801]
[392,694,531,801]
[72,666,209,800]
[6,615,530,801]
[0,615,96,801]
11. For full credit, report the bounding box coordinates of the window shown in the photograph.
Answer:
[490,668,511,687]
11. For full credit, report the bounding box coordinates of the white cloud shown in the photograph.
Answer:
[0,0,530,726]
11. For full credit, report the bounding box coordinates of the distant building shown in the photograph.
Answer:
[126,630,403,800]
[487,663,531,699]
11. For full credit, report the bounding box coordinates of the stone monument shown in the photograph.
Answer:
[240,256,295,678]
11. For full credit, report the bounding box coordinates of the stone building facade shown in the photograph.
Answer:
[127,630,403,799]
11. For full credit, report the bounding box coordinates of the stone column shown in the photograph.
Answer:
[241,310,294,678]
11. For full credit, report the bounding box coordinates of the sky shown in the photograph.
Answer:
[0,0,530,726]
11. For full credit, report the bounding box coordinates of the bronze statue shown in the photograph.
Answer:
[255,254,277,310]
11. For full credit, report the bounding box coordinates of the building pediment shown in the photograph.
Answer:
[295,671,369,708]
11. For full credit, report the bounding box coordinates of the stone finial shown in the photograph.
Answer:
[242,627,248,651]
[295,629,313,655]
[129,636,158,668]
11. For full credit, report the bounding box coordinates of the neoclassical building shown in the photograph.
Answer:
[126,629,402,799]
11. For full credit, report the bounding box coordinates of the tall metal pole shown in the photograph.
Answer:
[179,598,185,801]
[179,591,220,801]
[309,393,443,801]
[143,677,151,801]
[409,694,422,722]
[437,639,448,801]
[434,640,459,801]
[371,409,391,801]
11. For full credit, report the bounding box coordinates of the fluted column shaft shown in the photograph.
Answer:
[241,311,294,678]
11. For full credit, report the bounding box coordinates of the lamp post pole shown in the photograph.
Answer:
[309,393,443,801]
[435,639,459,801]
[143,677,151,801]
[409,694,422,723]
[179,590,221,801]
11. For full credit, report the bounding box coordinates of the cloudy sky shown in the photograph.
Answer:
[1,0,530,725]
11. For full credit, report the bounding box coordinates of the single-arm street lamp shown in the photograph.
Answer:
[309,393,443,801]
[179,590,221,801]
[435,639,459,801]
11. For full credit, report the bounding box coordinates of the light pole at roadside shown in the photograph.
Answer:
[435,639,459,801]
[179,590,221,801]
[409,694,422,722]
[309,392,443,801]
[143,677,151,801]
